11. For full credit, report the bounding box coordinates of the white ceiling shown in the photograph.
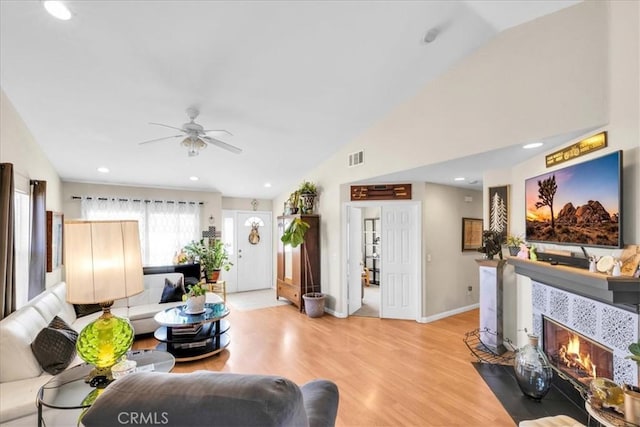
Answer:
[0,0,580,198]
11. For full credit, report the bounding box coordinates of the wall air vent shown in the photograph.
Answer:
[348,150,364,167]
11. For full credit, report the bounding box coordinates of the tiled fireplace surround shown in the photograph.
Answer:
[509,257,640,388]
[531,281,638,386]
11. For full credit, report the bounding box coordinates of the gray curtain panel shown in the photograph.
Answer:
[0,163,16,319]
[29,180,46,300]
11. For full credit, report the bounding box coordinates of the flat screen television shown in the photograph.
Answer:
[525,150,622,249]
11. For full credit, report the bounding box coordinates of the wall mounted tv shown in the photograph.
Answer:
[525,150,622,249]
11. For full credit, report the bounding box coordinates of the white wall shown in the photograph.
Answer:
[275,1,618,318]
[0,90,64,287]
[222,197,272,212]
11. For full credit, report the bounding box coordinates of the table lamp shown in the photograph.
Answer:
[64,220,144,386]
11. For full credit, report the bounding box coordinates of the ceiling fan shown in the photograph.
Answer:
[139,108,242,156]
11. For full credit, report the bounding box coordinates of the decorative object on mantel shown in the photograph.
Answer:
[478,230,503,260]
[350,183,411,201]
[621,245,640,277]
[506,234,524,256]
[514,335,553,400]
[545,131,607,168]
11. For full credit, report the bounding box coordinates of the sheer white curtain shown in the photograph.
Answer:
[81,198,200,266]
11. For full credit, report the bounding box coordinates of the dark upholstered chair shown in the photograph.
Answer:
[81,371,339,427]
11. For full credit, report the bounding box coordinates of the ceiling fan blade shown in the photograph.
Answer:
[149,122,186,132]
[202,136,242,154]
[138,134,183,145]
[202,129,233,137]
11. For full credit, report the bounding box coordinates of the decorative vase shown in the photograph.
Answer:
[514,335,553,400]
[302,292,325,318]
[185,295,205,314]
[299,193,316,214]
[207,269,221,282]
[508,246,520,256]
[624,385,640,425]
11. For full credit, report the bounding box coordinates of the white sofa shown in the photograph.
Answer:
[0,272,192,426]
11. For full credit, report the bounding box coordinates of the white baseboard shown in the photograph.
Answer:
[418,303,479,324]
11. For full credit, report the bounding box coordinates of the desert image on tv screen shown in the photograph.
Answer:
[525,151,620,247]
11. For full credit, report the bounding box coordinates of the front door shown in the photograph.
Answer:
[222,210,272,293]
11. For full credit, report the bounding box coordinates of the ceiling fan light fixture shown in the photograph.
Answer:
[181,137,206,157]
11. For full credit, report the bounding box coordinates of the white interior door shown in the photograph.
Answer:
[222,210,272,293]
[348,207,363,315]
[380,204,419,320]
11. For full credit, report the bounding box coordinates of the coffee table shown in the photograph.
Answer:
[153,302,230,362]
[37,349,174,427]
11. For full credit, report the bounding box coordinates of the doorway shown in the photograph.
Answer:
[344,201,421,320]
[222,210,273,293]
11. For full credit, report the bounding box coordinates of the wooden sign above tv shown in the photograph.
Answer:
[350,184,412,201]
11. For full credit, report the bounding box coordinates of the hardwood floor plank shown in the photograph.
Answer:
[133,306,515,426]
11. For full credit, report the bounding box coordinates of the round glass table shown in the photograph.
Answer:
[153,302,230,362]
[37,349,175,427]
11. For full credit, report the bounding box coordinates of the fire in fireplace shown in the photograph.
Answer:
[543,316,614,387]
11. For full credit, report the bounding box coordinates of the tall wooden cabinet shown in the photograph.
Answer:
[277,214,321,311]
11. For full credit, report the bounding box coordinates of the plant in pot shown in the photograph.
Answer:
[298,180,318,214]
[281,218,325,317]
[477,230,503,260]
[182,282,207,314]
[183,239,233,282]
[624,341,640,425]
[506,234,525,256]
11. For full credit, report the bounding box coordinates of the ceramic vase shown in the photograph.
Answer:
[514,335,553,400]
[185,295,205,314]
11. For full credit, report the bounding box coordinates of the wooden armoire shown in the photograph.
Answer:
[277,214,321,311]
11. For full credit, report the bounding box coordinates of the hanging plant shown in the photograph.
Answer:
[280,218,310,248]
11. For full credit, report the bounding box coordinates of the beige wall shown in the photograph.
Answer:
[0,90,64,287]
[222,197,272,212]
[274,1,638,321]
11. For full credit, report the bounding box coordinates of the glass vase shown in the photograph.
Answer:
[514,335,553,400]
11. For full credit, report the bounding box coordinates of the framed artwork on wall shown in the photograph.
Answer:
[462,217,483,251]
[488,185,509,243]
[46,211,64,272]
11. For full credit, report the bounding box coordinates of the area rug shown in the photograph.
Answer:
[226,289,291,311]
[473,362,588,425]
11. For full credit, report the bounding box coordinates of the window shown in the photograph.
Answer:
[81,198,200,266]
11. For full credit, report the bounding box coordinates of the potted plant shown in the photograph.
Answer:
[183,239,233,282]
[506,234,525,256]
[182,282,207,314]
[298,180,318,214]
[624,341,640,425]
[478,230,503,260]
[281,218,325,317]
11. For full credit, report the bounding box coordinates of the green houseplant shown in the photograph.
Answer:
[182,282,207,314]
[624,341,640,425]
[298,181,318,214]
[183,239,233,282]
[506,234,525,256]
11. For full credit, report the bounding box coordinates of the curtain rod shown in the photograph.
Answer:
[71,196,203,205]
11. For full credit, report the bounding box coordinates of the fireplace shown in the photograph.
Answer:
[543,316,614,388]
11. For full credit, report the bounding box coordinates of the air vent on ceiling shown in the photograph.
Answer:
[348,150,364,167]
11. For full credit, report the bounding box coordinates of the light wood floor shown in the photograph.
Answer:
[133,306,515,427]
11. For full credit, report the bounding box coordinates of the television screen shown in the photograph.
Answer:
[525,150,622,248]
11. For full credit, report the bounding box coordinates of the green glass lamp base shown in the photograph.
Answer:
[76,306,134,387]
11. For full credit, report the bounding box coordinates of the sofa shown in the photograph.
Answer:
[82,371,339,427]
[0,272,193,425]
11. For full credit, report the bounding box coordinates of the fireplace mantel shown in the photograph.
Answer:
[508,257,640,313]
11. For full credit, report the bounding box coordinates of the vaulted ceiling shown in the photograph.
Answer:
[0,1,580,198]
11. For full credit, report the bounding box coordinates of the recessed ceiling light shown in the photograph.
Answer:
[264,183,272,188]
[43,1,72,20]
[189,176,199,181]
[97,167,109,173]
[454,177,465,181]
[523,142,544,149]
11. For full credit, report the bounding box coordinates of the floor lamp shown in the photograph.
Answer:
[64,220,144,386]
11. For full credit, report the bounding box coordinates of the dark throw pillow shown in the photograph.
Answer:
[31,316,78,375]
[159,277,186,303]
[74,303,102,318]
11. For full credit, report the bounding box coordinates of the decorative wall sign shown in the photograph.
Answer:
[488,185,509,244]
[46,211,64,272]
[545,131,607,168]
[244,216,265,245]
[350,184,412,201]
[462,217,483,251]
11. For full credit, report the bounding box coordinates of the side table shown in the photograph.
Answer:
[37,349,174,427]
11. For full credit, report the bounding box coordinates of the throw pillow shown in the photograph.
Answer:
[31,316,78,375]
[74,303,102,317]
[159,277,185,303]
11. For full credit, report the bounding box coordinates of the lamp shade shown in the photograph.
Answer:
[64,220,144,304]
